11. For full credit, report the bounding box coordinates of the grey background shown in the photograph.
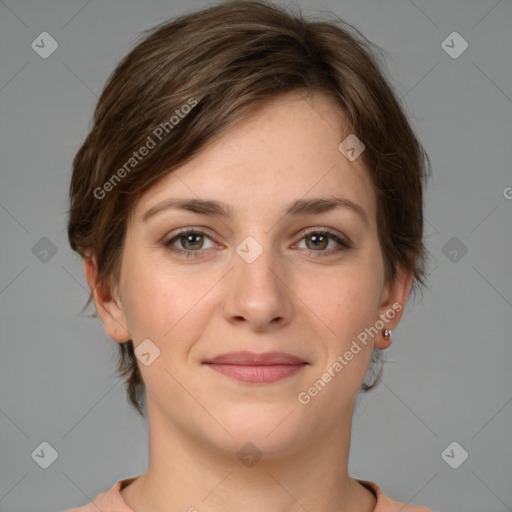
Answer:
[0,0,511,511]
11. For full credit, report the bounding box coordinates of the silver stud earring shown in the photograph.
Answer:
[382,328,391,340]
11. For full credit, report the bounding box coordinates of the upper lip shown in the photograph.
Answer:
[203,351,307,365]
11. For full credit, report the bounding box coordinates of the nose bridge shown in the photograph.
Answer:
[234,232,281,288]
[224,231,293,328]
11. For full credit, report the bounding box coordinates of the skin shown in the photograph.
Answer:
[85,90,413,512]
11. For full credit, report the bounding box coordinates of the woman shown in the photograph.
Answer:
[65,1,434,510]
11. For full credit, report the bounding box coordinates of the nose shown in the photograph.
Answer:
[223,236,294,332]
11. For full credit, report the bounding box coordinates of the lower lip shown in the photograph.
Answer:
[205,364,306,383]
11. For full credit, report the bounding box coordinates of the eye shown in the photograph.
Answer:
[163,229,217,257]
[163,227,352,259]
[294,228,352,256]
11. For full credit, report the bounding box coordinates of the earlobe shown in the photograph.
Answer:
[83,256,131,343]
[374,267,414,350]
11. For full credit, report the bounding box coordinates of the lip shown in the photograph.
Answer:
[203,351,308,383]
[203,351,306,365]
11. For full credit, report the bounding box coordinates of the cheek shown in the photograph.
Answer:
[310,262,383,341]
[120,257,216,348]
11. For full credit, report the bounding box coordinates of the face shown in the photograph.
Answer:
[88,91,411,458]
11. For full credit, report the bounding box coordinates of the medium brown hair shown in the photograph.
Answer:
[67,0,430,417]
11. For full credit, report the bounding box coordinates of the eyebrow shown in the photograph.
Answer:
[141,196,369,226]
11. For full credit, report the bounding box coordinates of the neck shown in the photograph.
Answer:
[121,401,377,512]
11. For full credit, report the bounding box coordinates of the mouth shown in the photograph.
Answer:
[202,351,308,383]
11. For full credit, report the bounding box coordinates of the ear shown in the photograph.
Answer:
[374,266,413,349]
[83,255,131,343]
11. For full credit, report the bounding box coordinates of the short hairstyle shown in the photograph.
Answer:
[67,0,431,417]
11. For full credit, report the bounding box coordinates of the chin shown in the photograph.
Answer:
[209,404,310,455]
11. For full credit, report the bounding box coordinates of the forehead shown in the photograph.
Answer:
[131,91,376,227]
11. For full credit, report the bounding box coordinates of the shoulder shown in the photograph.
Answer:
[356,479,436,512]
[62,476,137,512]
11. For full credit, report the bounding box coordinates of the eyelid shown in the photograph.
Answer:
[294,226,350,243]
[291,226,352,251]
[163,226,222,251]
[164,226,218,241]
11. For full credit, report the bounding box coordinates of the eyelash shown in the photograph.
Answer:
[163,227,352,258]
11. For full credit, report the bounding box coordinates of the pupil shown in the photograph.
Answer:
[310,234,326,249]
[185,234,202,249]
